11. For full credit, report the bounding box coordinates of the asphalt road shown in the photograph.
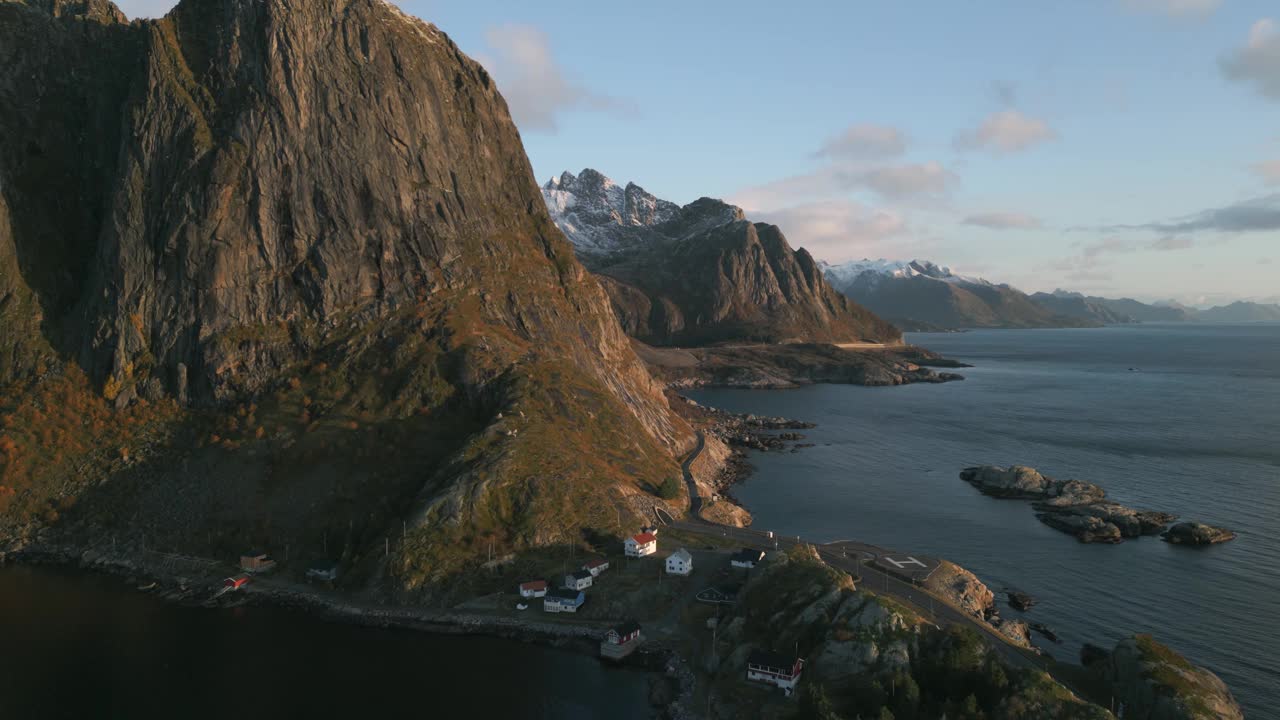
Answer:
[672,432,1055,680]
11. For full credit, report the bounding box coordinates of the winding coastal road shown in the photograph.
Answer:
[670,432,1060,681]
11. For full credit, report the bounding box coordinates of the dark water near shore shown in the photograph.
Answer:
[0,565,652,719]
[691,323,1280,718]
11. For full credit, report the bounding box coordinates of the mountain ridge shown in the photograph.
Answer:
[542,169,901,346]
[0,0,692,587]
[822,258,1095,331]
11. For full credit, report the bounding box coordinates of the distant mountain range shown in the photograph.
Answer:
[821,259,1280,330]
[542,170,900,346]
[821,259,1095,331]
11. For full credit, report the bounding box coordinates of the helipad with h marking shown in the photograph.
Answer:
[874,553,940,583]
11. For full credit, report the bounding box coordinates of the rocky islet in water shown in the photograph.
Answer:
[959,465,1233,545]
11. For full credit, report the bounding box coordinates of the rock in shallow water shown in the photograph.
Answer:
[962,465,1178,543]
[1161,522,1237,546]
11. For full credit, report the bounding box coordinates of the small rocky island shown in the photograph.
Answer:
[1161,522,1237,546]
[960,466,1189,544]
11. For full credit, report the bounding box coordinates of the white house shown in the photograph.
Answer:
[518,580,548,598]
[731,548,765,569]
[544,588,585,613]
[665,547,693,576]
[583,557,610,577]
[625,532,657,558]
[746,650,805,695]
[641,525,659,537]
[564,569,594,591]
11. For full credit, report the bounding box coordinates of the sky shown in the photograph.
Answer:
[115,1,1280,305]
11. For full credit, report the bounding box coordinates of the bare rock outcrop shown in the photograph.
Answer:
[1103,635,1243,720]
[961,466,1178,543]
[1161,522,1236,546]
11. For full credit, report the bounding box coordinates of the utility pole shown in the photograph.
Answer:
[384,537,389,558]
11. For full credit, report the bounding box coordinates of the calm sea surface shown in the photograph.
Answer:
[0,565,652,719]
[691,323,1280,718]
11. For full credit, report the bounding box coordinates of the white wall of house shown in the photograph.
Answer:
[746,668,801,693]
[666,551,692,576]
[625,539,656,557]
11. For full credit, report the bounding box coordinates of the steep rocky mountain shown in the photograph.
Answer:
[1196,301,1280,322]
[823,259,1095,331]
[542,170,901,346]
[0,0,693,586]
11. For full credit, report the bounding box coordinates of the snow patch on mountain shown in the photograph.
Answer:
[821,258,987,289]
[542,169,683,256]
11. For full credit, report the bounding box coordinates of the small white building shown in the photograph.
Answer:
[582,557,610,577]
[665,547,693,576]
[518,580,548,598]
[564,569,594,591]
[746,650,805,695]
[731,548,765,570]
[625,532,658,558]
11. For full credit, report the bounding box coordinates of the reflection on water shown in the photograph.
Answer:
[0,565,652,720]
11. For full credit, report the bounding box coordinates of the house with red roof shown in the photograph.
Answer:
[582,557,610,577]
[518,580,548,598]
[625,532,657,557]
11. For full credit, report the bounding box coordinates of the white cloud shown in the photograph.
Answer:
[1254,159,1280,184]
[1150,235,1195,251]
[954,110,1057,153]
[1221,19,1280,101]
[751,201,909,262]
[1122,0,1222,18]
[732,161,956,211]
[814,124,907,160]
[962,212,1043,230]
[858,162,956,199]
[480,25,632,133]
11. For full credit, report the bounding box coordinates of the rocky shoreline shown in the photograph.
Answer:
[638,342,967,391]
[960,465,1234,545]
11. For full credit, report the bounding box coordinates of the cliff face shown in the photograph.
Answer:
[0,0,691,581]
[544,170,902,346]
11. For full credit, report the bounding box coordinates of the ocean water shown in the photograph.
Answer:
[690,323,1280,718]
[0,565,653,719]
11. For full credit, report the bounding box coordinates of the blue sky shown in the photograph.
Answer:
[116,0,1280,304]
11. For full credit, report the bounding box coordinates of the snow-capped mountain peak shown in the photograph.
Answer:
[820,258,985,288]
[542,168,724,257]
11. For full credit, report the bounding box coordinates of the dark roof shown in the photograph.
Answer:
[611,621,641,636]
[243,551,268,558]
[584,557,608,568]
[748,649,799,671]
[520,579,548,590]
[732,548,764,562]
[308,560,338,571]
[547,588,583,601]
[571,569,593,580]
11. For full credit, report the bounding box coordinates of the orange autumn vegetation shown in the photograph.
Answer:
[0,363,182,521]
